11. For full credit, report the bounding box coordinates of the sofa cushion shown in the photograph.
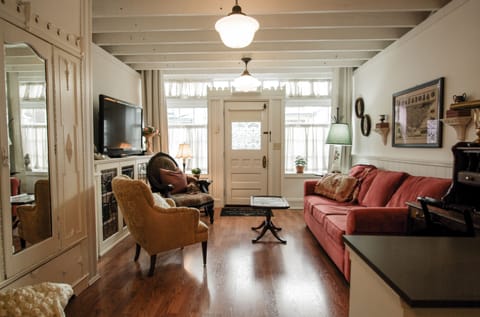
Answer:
[361,170,408,207]
[311,205,353,227]
[304,194,355,216]
[324,215,347,245]
[349,165,378,205]
[386,175,451,207]
[314,173,358,202]
[159,168,187,194]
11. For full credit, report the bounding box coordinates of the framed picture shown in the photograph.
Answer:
[392,78,444,147]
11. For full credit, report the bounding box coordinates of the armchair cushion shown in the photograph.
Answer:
[159,168,187,194]
[152,193,171,209]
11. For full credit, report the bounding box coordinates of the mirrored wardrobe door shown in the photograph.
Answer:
[0,20,59,278]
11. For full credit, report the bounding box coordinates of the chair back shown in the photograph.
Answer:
[112,175,156,245]
[17,179,52,244]
[147,152,179,193]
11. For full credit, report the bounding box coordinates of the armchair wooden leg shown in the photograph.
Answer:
[20,238,26,249]
[206,205,214,224]
[148,255,157,276]
[134,243,141,261]
[201,241,207,266]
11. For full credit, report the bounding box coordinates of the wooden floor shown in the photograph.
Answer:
[66,209,349,316]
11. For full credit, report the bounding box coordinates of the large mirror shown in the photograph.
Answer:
[4,43,52,254]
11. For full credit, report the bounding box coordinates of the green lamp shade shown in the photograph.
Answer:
[326,123,352,145]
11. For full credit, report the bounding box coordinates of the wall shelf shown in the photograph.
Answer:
[374,122,390,145]
[449,100,480,143]
[441,116,472,141]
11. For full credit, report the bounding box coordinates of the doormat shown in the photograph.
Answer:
[220,205,270,217]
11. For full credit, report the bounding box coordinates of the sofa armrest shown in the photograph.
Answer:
[304,179,318,195]
[346,207,409,235]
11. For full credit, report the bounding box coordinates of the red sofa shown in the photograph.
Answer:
[303,164,451,281]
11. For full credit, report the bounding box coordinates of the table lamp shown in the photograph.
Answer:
[326,110,352,173]
[176,143,192,173]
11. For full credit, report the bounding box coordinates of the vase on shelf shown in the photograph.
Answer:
[142,126,159,155]
[144,133,156,154]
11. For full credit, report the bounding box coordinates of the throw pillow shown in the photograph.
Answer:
[314,173,359,202]
[159,168,187,194]
[152,193,171,209]
[0,282,73,317]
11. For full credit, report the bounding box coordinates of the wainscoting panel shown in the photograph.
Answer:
[352,155,453,179]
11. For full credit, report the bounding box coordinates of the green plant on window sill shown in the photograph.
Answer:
[294,156,307,174]
[191,167,202,179]
[294,156,307,166]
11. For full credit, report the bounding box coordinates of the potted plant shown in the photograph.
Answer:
[294,156,307,173]
[191,167,202,179]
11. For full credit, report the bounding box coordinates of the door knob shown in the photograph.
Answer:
[262,156,267,168]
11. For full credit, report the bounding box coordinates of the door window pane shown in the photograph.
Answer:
[231,122,261,150]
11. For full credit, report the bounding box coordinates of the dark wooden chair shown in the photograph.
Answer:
[417,142,480,236]
[147,152,214,224]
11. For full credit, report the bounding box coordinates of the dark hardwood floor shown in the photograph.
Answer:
[66,209,349,316]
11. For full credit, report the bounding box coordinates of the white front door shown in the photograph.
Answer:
[225,101,268,205]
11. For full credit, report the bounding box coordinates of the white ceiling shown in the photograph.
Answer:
[92,0,451,80]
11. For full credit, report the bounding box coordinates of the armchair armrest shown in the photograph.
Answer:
[304,179,318,196]
[346,207,409,235]
[196,179,212,193]
[153,184,174,196]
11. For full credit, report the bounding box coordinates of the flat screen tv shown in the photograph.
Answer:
[99,94,143,157]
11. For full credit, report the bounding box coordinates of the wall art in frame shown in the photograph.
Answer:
[392,77,444,148]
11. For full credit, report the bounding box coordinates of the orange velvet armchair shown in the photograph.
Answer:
[17,179,52,249]
[112,175,208,276]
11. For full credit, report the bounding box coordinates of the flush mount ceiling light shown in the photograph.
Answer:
[233,57,261,92]
[215,0,259,49]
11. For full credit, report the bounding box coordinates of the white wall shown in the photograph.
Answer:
[28,0,81,36]
[92,44,142,151]
[352,0,480,176]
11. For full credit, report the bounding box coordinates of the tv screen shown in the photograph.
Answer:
[99,94,143,157]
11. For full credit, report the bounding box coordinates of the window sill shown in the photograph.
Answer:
[284,173,323,179]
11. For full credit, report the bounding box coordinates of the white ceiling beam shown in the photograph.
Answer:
[123,60,363,69]
[127,60,363,70]
[116,51,376,63]
[93,12,429,32]
[163,71,334,80]
[100,41,393,55]
[93,28,409,45]
[93,0,450,17]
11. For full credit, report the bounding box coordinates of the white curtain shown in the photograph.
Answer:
[331,68,353,173]
[141,70,168,153]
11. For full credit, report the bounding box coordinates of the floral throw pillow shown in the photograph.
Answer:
[314,173,359,202]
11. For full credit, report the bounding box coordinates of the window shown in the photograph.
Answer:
[164,79,333,175]
[284,80,332,174]
[20,83,48,172]
[166,99,208,173]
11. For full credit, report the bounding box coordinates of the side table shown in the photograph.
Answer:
[250,196,289,244]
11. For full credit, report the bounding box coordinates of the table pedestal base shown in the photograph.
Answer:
[251,209,286,244]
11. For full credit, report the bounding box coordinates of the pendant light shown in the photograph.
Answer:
[233,57,261,92]
[215,0,259,49]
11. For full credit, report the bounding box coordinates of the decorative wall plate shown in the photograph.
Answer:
[361,114,371,136]
[355,97,365,118]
